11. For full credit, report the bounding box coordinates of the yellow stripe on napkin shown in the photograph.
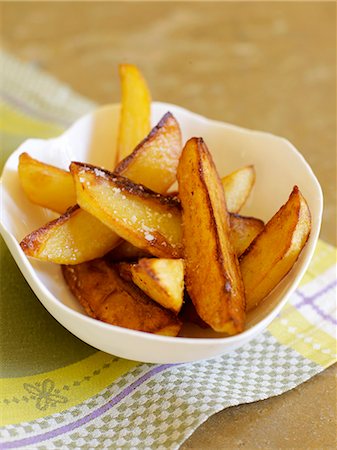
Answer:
[269,304,336,367]
[0,102,62,138]
[0,352,138,425]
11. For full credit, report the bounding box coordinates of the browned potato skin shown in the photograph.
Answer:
[229,214,264,257]
[240,186,311,311]
[71,162,183,258]
[62,259,181,336]
[115,112,182,194]
[177,137,245,334]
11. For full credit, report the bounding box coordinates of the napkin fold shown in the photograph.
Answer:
[1,50,336,449]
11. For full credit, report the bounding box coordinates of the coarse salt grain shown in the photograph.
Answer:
[145,233,155,241]
[94,168,107,178]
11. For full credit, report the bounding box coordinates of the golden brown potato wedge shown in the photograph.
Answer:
[229,214,264,257]
[222,165,255,213]
[20,205,121,264]
[240,186,311,311]
[19,167,256,264]
[62,259,181,336]
[71,162,183,258]
[177,137,245,334]
[19,113,181,214]
[116,64,151,164]
[121,258,184,314]
[18,153,76,214]
[115,112,182,193]
[19,113,183,264]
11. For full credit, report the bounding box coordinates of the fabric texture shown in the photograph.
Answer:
[0,50,336,449]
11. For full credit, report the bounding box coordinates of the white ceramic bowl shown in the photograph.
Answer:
[0,103,322,363]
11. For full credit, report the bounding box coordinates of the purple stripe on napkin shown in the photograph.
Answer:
[294,279,337,325]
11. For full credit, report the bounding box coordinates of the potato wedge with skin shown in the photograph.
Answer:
[71,162,183,258]
[177,137,245,334]
[62,259,181,336]
[20,205,121,264]
[107,214,261,263]
[222,165,255,213]
[230,214,264,257]
[115,112,182,193]
[19,113,181,214]
[18,153,76,214]
[166,165,255,213]
[116,64,151,164]
[19,182,259,265]
[240,186,311,311]
[121,258,184,314]
[19,113,182,264]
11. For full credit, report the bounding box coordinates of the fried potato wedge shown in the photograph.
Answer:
[107,214,261,263]
[115,112,182,193]
[19,162,256,264]
[20,205,121,264]
[19,113,183,264]
[230,214,264,257]
[177,137,245,334]
[222,165,255,213]
[18,153,76,214]
[116,64,151,163]
[19,113,181,214]
[240,186,311,311]
[71,162,183,258]
[121,258,184,314]
[62,259,181,336]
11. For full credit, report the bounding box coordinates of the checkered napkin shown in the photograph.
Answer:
[1,51,336,449]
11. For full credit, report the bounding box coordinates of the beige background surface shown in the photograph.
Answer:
[1,2,336,448]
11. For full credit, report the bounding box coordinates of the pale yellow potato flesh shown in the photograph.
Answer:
[62,259,181,336]
[129,258,184,314]
[71,162,183,258]
[229,214,264,257]
[116,64,151,164]
[18,153,76,214]
[177,137,246,334]
[115,112,182,193]
[20,205,121,264]
[222,165,255,213]
[240,186,311,311]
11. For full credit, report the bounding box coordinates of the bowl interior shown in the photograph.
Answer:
[0,102,322,342]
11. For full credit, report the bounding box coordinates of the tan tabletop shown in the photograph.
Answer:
[2,2,336,448]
